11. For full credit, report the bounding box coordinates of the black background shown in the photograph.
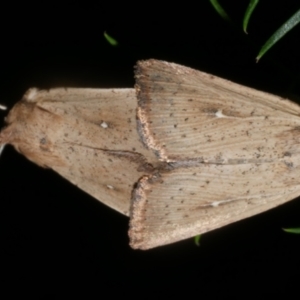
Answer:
[1,1,300,296]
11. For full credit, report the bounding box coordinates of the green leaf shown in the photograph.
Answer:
[256,9,300,61]
[104,32,119,46]
[209,0,231,22]
[194,235,201,246]
[243,0,259,33]
[283,227,300,234]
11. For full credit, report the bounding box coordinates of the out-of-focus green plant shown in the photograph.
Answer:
[243,0,259,33]
[104,32,119,46]
[194,235,201,246]
[256,9,300,61]
[210,0,300,61]
[283,228,300,234]
[209,0,232,22]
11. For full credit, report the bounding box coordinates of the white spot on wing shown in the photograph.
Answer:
[0,104,7,110]
[215,109,240,119]
[208,199,236,207]
[215,110,227,118]
[101,122,108,128]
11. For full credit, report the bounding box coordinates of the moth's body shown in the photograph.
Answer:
[1,60,300,249]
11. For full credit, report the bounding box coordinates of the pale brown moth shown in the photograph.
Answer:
[1,59,300,250]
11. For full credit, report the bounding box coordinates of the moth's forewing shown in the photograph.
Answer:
[0,88,158,216]
[129,161,300,249]
[129,60,300,249]
[136,60,300,162]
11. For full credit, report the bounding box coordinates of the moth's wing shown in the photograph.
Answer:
[1,88,158,216]
[28,88,157,161]
[130,59,300,249]
[136,60,300,162]
[129,161,300,249]
[53,146,149,216]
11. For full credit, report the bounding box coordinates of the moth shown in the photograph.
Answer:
[1,59,300,250]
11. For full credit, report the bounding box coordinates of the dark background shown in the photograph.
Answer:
[1,1,300,296]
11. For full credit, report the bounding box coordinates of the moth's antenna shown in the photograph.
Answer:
[0,144,5,156]
[0,104,7,156]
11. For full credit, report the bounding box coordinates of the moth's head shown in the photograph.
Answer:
[0,89,64,168]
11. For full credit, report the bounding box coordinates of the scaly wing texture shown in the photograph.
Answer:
[1,88,158,216]
[129,161,300,249]
[136,60,300,162]
[129,60,300,249]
